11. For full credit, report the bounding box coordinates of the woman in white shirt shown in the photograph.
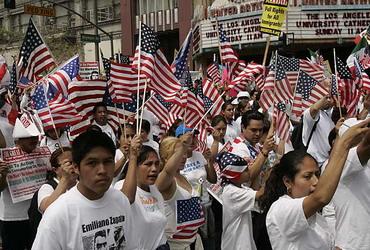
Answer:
[259,119,370,250]
[157,134,205,250]
[28,147,77,244]
[115,136,169,250]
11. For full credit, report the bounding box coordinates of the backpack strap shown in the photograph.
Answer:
[306,116,320,149]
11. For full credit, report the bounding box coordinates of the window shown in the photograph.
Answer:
[86,9,93,22]
[97,6,113,22]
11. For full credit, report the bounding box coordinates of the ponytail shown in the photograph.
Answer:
[259,163,287,212]
[258,150,316,212]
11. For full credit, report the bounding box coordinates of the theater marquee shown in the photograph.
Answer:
[193,0,370,54]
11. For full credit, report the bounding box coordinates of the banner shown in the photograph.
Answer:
[79,62,99,80]
[260,0,288,36]
[0,146,51,203]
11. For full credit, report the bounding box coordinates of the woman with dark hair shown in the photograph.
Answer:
[259,119,370,249]
[28,147,77,244]
[114,142,169,249]
[207,115,227,154]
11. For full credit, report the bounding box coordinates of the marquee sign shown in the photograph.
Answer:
[193,1,370,54]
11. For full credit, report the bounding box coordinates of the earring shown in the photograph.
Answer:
[287,187,291,194]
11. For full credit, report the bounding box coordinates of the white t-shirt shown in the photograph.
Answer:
[37,183,54,213]
[234,116,242,136]
[324,147,370,250]
[266,195,334,250]
[40,133,70,153]
[92,121,117,145]
[221,184,258,250]
[114,181,167,249]
[0,187,31,221]
[112,149,128,185]
[32,186,136,250]
[224,121,239,143]
[180,152,208,200]
[302,108,334,165]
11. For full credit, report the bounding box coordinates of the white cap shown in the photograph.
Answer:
[237,91,250,99]
[231,98,239,105]
[12,112,44,138]
[338,118,362,137]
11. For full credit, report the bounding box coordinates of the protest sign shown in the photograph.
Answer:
[260,0,288,36]
[0,146,51,203]
[79,62,99,80]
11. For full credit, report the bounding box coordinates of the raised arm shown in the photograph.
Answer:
[39,160,76,213]
[121,135,142,204]
[114,140,129,177]
[203,148,217,184]
[156,133,192,194]
[303,119,370,218]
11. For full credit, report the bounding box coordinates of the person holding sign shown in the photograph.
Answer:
[0,112,48,250]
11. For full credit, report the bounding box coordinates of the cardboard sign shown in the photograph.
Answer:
[79,62,100,80]
[260,0,288,36]
[1,147,51,203]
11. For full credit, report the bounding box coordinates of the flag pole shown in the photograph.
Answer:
[192,91,226,132]
[333,48,343,118]
[272,50,278,114]
[134,91,155,116]
[262,35,271,66]
[214,18,223,66]
[41,81,64,153]
[138,79,148,134]
[136,21,143,134]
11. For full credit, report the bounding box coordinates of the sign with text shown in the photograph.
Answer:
[260,0,288,36]
[79,62,99,80]
[81,33,101,43]
[24,4,56,17]
[195,4,370,54]
[0,147,51,203]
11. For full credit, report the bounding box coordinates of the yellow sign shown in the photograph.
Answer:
[260,1,287,36]
[24,4,56,17]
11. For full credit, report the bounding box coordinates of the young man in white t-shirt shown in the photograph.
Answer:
[32,130,136,250]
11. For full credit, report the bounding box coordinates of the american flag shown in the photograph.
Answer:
[109,61,145,103]
[132,23,181,102]
[278,55,300,90]
[68,80,107,136]
[183,72,204,128]
[218,26,238,63]
[31,82,81,131]
[206,62,221,89]
[330,74,339,103]
[337,57,360,117]
[18,18,55,81]
[292,70,328,116]
[197,79,223,118]
[101,51,111,79]
[9,62,17,95]
[146,93,181,129]
[259,56,293,111]
[354,56,370,92]
[172,30,192,81]
[47,55,79,98]
[216,152,248,180]
[173,197,205,240]
[273,102,290,142]
[102,87,134,131]
[299,58,325,82]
